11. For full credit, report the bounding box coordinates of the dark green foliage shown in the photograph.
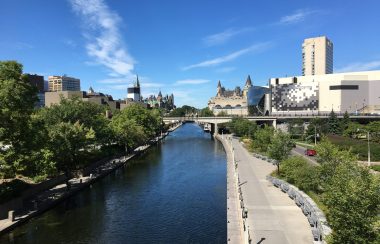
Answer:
[279,140,380,243]
[227,117,257,137]
[328,110,341,135]
[327,134,380,162]
[168,105,197,117]
[305,118,327,143]
[0,179,31,204]
[250,125,274,153]
[288,118,305,139]
[324,162,380,243]
[198,107,214,117]
[0,61,38,176]
[268,131,293,161]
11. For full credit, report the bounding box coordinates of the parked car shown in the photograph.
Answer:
[305,149,317,156]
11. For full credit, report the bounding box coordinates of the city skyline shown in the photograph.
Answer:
[1,0,380,107]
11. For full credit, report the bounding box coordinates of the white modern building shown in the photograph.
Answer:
[48,75,80,91]
[270,70,380,115]
[302,36,333,76]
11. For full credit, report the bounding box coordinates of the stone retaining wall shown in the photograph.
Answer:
[252,152,332,243]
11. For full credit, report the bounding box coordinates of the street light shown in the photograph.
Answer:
[357,128,371,167]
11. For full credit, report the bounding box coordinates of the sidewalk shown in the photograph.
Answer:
[231,137,313,244]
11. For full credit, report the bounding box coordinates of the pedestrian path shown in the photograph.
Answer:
[231,137,313,244]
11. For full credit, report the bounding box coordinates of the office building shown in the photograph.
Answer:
[302,36,333,76]
[48,75,80,91]
[270,70,380,115]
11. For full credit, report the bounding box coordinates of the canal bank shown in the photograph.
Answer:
[215,134,245,244]
[1,123,226,243]
[0,133,169,236]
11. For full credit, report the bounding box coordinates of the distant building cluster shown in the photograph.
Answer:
[208,36,380,116]
[208,75,270,116]
[25,74,175,112]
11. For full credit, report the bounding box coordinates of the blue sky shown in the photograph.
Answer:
[1,0,380,108]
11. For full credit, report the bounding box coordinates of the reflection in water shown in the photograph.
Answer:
[1,123,227,243]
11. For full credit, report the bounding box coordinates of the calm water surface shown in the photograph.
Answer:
[1,123,227,243]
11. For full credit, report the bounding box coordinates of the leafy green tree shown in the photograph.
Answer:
[328,110,341,134]
[216,111,228,117]
[109,117,147,152]
[324,162,380,243]
[0,61,38,176]
[268,130,294,173]
[340,111,350,132]
[268,130,293,161]
[288,118,304,139]
[198,107,214,117]
[343,121,363,138]
[168,105,197,117]
[227,118,257,137]
[315,138,358,189]
[366,121,380,143]
[250,125,274,152]
[40,97,111,145]
[305,118,327,143]
[118,104,161,138]
[47,121,95,182]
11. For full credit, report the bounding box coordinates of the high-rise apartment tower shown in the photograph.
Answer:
[302,36,333,76]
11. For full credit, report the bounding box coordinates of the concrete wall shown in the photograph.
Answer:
[0,175,67,219]
[45,91,84,107]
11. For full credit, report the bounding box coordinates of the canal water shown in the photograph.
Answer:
[1,123,227,243]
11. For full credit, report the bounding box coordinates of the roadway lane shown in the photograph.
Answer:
[231,137,313,244]
[291,145,319,165]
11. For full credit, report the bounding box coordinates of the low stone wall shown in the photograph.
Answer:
[252,152,332,243]
[0,175,67,219]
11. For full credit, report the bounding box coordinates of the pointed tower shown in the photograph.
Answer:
[243,75,252,98]
[136,75,140,88]
[217,80,223,97]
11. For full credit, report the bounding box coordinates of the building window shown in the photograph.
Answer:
[329,85,359,90]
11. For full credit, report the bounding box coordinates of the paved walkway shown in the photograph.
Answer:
[231,137,313,244]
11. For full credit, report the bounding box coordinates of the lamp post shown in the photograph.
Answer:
[357,128,371,167]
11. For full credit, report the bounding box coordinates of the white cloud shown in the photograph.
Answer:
[182,42,272,71]
[175,79,210,85]
[335,60,380,73]
[203,27,254,46]
[69,0,135,76]
[279,9,315,25]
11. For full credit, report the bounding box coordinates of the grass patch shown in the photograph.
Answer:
[370,165,380,172]
[306,191,328,214]
[327,134,380,161]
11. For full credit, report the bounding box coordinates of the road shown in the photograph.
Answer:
[291,145,319,165]
[231,137,313,244]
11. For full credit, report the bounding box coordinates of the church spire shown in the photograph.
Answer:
[136,75,140,88]
[245,75,252,87]
[217,80,221,87]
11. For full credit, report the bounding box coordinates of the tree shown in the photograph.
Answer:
[39,97,111,145]
[324,162,380,243]
[47,121,95,183]
[315,138,358,189]
[198,107,214,117]
[343,121,363,138]
[250,125,274,152]
[268,131,293,173]
[340,111,350,132]
[0,61,38,176]
[118,104,161,138]
[109,117,147,153]
[227,118,257,137]
[328,110,341,134]
[366,121,380,143]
